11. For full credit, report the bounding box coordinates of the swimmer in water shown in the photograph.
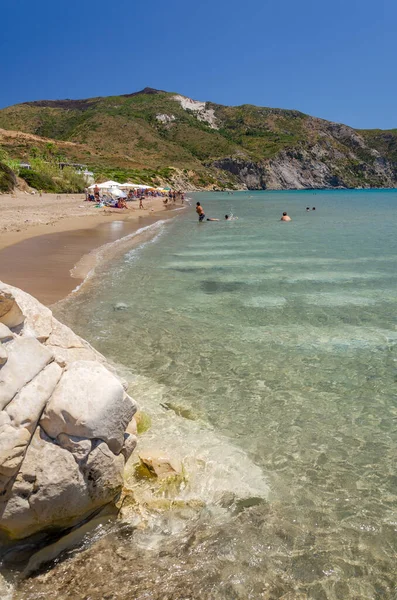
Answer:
[225,214,238,220]
[280,212,292,222]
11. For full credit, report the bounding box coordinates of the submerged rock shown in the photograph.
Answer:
[0,282,138,540]
[138,451,182,480]
[113,302,128,311]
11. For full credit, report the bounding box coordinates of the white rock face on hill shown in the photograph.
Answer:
[172,94,218,129]
[156,113,176,124]
[0,282,137,540]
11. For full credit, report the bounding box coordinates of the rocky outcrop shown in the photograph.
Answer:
[0,282,137,540]
[213,140,397,190]
[212,158,268,189]
[172,95,219,129]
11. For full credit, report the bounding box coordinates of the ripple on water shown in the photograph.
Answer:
[304,293,377,306]
[243,295,287,308]
[243,324,397,351]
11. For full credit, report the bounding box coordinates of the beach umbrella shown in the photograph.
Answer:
[88,180,121,190]
[109,187,127,198]
[118,183,152,189]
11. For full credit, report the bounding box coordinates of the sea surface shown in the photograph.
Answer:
[14,190,397,599]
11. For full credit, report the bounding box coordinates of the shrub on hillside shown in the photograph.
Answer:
[0,162,17,192]
[19,168,58,192]
[58,167,86,193]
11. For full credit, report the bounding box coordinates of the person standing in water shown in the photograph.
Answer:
[196,201,205,222]
[280,212,292,222]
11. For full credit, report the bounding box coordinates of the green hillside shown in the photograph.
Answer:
[0,87,396,190]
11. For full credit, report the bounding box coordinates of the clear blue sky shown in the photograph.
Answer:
[1,0,396,129]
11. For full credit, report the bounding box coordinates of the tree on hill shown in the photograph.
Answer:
[0,162,16,193]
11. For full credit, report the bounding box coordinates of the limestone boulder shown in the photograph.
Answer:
[0,344,7,366]
[0,337,54,411]
[0,362,63,489]
[0,283,52,340]
[0,323,13,342]
[46,318,86,349]
[0,424,31,479]
[40,360,136,453]
[45,344,105,369]
[0,291,24,328]
[56,433,92,462]
[0,282,139,540]
[0,429,94,539]
[121,433,138,461]
[80,440,125,502]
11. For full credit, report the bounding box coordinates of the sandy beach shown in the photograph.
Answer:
[0,191,182,304]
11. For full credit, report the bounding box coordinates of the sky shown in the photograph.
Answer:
[1,0,396,129]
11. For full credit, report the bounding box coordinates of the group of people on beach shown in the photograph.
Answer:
[163,190,185,205]
[84,185,185,210]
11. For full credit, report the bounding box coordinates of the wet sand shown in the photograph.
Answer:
[0,190,187,304]
[0,192,169,250]
[0,213,177,305]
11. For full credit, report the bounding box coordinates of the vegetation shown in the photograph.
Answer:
[0,162,16,192]
[0,88,396,190]
[18,168,57,192]
[0,145,86,193]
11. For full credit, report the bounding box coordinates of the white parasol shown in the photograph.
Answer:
[88,180,121,190]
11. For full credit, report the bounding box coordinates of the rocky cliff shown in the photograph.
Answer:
[0,282,137,540]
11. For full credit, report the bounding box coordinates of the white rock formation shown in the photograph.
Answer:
[156,113,176,124]
[172,95,218,129]
[0,281,137,540]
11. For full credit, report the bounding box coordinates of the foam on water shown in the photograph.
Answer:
[125,372,270,503]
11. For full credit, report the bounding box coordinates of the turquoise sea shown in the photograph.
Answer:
[20,190,397,599]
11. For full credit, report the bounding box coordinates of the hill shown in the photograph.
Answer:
[0,87,396,190]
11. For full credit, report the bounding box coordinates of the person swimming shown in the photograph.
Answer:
[280,212,292,222]
[225,214,238,220]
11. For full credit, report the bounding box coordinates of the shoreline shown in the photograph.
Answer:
[0,191,172,250]
[0,192,186,305]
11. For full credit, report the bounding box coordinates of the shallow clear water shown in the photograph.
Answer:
[18,190,397,599]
